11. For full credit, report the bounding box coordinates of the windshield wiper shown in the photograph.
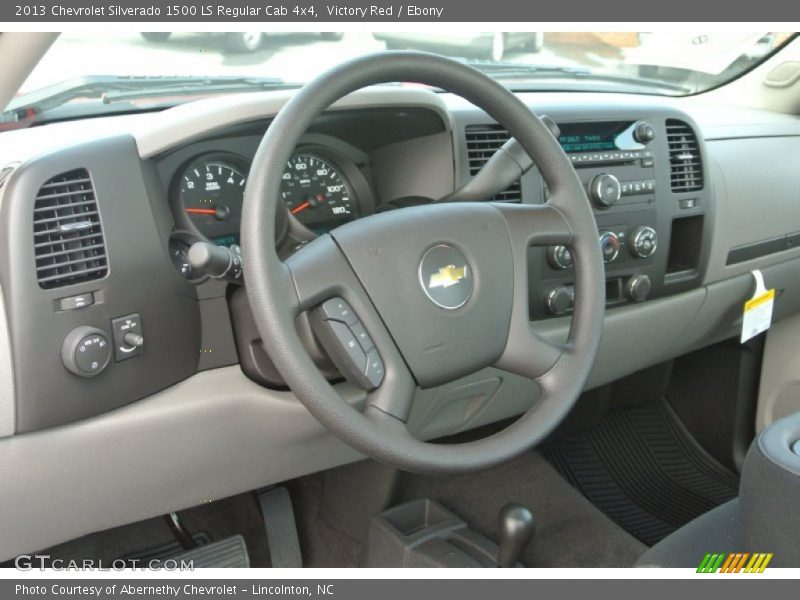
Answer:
[462,59,691,93]
[2,75,293,129]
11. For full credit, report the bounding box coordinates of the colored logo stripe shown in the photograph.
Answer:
[697,552,773,573]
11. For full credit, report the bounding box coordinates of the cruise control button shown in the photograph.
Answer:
[350,321,374,352]
[320,297,358,325]
[365,349,385,388]
[329,320,367,372]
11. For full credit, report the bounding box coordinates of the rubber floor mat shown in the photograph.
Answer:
[543,401,739,546]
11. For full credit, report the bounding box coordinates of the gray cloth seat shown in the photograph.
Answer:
[635,499,742,568]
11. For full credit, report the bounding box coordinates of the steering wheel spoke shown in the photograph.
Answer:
[285,235,417,422]
[490,201,574,380]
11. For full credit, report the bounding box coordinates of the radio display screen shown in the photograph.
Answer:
[557,121,633,153]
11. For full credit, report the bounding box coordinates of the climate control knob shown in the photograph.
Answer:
[589,173,621,209]
[545,286,574,316]
[598,231,620,263]
[546,245,573,270]
[625,274,652,302]
[630,226,658,258]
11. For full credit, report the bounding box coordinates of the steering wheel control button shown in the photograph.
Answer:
[547,245,573,270]
[320,297,359,325]
[61,326,112,377]
[364,349,385,388]
[58,292,94,311]
[418,244,473,310]
[111,313,144,362]
[350,321,374,352]
[328,320,367,368]
[598,231,621,263]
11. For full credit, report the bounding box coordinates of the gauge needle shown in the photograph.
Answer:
[291,201,311,215]
[185,208,217,215]
[291,194,325,215]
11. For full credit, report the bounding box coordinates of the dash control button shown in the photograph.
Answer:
[111,313,144,362]
[59,292,94,311]
[320,297,358,325]
[61,326,111,377]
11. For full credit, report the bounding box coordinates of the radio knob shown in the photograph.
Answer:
[598,231,620,263]
[625,274,652,302]
[633,121,656,144]
[546,286,573,316]
[546,245,573,270]
[630,226,658,258]
[589,173,621,209]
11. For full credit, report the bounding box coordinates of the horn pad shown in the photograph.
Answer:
[331,203,513,388]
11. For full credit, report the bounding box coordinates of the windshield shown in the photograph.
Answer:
[9,31,796,121]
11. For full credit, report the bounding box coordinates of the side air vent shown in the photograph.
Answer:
[666,119,704,192]
[33,169,108,289]
[464,124,521,202]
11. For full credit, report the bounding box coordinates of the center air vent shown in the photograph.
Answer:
[666,119,703,192]
[33,169,108,289]
[464,124,521,202]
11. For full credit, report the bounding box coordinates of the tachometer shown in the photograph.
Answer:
[281,154,357,234]
[177,157,246,243]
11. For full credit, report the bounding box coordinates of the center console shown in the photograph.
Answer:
[527,114,712,319]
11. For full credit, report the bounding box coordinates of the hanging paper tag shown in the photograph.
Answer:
[741,269,775,343]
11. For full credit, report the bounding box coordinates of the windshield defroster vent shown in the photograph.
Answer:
[464,124,521,202]
[666,119,703,193]
[33,169,108,289]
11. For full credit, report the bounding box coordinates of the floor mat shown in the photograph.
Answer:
[5,493,271,568]
[543,401,739,546]
[393,451,647,567]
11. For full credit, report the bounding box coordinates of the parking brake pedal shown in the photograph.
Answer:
[258,487,303,568]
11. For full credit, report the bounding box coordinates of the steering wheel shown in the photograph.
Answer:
[241,52,604,475]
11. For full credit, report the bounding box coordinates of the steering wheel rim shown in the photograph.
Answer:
[241,52,605,475]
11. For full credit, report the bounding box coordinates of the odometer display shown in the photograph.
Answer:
[281,154,357,234]
[178,158,246,242]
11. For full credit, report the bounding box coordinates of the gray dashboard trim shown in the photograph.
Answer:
[0,366,366,561]
[134,86,453,159]
[0,282,14,438]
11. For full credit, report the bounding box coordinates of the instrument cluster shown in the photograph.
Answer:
[169,145,370,248]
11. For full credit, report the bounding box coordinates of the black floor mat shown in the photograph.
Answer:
[543,401,739,546]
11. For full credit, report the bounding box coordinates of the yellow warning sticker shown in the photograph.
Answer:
[741,270,775,343]
[745,289,775,312]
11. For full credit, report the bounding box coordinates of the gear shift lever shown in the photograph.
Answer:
[497,503,535,567]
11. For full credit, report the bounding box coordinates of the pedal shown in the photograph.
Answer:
[151,535,250,568]
[258,487,302,568]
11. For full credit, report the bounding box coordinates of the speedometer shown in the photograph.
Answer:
[177,156,246,244]
[281,154,357,234]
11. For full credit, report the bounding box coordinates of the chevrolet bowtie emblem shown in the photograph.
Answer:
[428,264,468,289]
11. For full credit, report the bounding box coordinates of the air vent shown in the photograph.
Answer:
[464,124,521,202]
[33,169,108,289]
[666,119,704,192]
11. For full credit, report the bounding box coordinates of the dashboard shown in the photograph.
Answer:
[2,84,800,559]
